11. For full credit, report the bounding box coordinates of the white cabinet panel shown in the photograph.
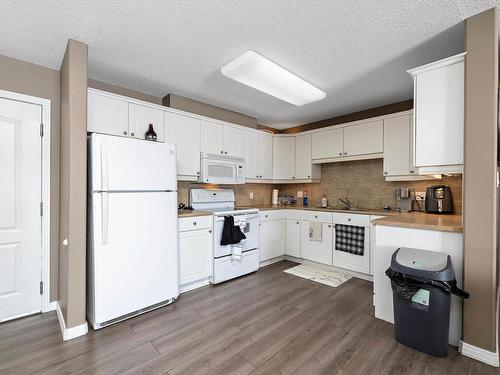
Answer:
[300,221,333,265]
[223,126,245,157]
[285,219,301,258]
[343,120,383,156]
[258,133,273,179]
[88,91,128,136]
[179,227,212,290]
[259,212,285,262]
[383,115,411,176]
[296,134,311,179]
[410,54,464,169]
[165,112,200,179]
[311,128,343,160]
[129,103,165,142]
[273,219,286,257]
[244,131,259,179]
[273,137,296,180]
[259,220,274,261]
[200,120,224,155]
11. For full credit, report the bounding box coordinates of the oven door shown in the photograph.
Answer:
[200,159,238,184]
[213,213,259,258]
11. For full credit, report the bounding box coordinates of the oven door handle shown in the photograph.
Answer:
[214,214,259,221]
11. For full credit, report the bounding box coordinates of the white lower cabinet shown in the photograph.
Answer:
[178,216,213,292]
[300,212,334,266]
[285,219,301,258]
[259,211,285,261]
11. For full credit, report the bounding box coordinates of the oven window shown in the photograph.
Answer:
[207,164,235,178]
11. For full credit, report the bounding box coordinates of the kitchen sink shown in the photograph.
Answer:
[315,206,365,211]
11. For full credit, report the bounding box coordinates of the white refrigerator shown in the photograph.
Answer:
[87,133,179,329]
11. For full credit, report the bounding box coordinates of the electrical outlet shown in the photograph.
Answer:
[297,191,303,198]
[415,191,426,201]
[249,192,254,199]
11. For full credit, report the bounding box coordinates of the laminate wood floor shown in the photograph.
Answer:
[1,260,497,375]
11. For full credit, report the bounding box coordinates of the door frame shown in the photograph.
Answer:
[0,89,53,316]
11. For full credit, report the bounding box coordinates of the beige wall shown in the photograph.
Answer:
[0,55,60,302]
[59,40,88,328]
[88,78,162,105]
[164,94,258,129]
[275,159,462,212]
[463,8,498,352]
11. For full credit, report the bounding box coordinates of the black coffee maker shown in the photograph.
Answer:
[425,185,454,214]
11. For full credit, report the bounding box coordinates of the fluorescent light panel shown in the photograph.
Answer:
[221,50,326,106]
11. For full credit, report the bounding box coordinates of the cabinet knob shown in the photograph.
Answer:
[308,175,311,178]
[315,215,318,218]
[208,229,212,233]
[348,218,351,221]
[410,170,415,174]
[292,176,295,179]
[123,131,127,135]
[328,224,332,228]
[265,214,268,218]
[296,221,299,224]
[220,151,224,154]
[224,151,227,154]
[256,175,259,178]
[344,152,347,155]
[193,221,197,226]
[197,171,200,176]
[338,152,342,156]
[384,171,388,175]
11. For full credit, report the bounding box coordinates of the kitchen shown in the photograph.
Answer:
[0,2,498,374]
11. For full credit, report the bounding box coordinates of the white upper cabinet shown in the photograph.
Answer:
[88,90,128,137]
[273,136,296,180]
[408,53,465,173]
[244,131,259,180]
[129,103,165,142]
[165,111,200,179]
[258,133,273,179]
[343,120,383,157]
[223,126,245,157]
[200,120,224,155]
[295,134,321,180]
[383,115,412,177]
[311,127,343,160]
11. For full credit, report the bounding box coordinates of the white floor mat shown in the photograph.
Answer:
[284,264,351,287]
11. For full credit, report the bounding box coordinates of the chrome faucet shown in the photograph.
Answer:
[338,198,352,209]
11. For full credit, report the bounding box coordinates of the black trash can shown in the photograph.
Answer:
[385,247,469,358]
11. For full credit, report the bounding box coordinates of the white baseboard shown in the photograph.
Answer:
[55,302,88,341]
[260,256,286,267]
[459,341,499,367]
[42,301,57,313]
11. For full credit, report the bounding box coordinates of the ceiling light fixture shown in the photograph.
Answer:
[220,50,326,106]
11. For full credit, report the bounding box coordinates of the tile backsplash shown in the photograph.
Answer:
[276,159,462,214]
[178,159,462,214]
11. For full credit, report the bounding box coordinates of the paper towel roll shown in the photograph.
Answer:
[272,189,278,205]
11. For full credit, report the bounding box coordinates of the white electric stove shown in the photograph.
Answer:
[190,189,260,284]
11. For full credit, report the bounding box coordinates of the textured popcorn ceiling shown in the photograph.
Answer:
[0,1,498,128]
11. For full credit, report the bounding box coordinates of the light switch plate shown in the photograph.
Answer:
[249,192,254,199]
[297,191,303,198]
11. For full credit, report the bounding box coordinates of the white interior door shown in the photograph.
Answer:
[0,98,42,321]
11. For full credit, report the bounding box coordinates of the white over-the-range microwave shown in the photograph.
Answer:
[199,152,245,184]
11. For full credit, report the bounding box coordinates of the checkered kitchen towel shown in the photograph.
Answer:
[335,224,365,255]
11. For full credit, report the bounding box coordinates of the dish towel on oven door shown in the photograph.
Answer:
[221,216,247,260]
[335,224,365,255]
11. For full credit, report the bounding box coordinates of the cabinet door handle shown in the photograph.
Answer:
[123,131,127,135]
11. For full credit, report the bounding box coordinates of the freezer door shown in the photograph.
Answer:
[90,191,178,324]
[90,133,177,191]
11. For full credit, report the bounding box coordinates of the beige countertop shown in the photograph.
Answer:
[177,209,212,218]
[371,212,463,233]
[238,205,463,233]
[238,204,400,216]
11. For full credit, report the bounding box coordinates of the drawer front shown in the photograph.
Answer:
[260,210,286,221]
[301,211,333,223]
[286,209,302,220]
[332,213,369,226]
[178,215,212,232]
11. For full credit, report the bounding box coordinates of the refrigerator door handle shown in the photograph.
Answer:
[102,192,109,245]
[101,140,109,192]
